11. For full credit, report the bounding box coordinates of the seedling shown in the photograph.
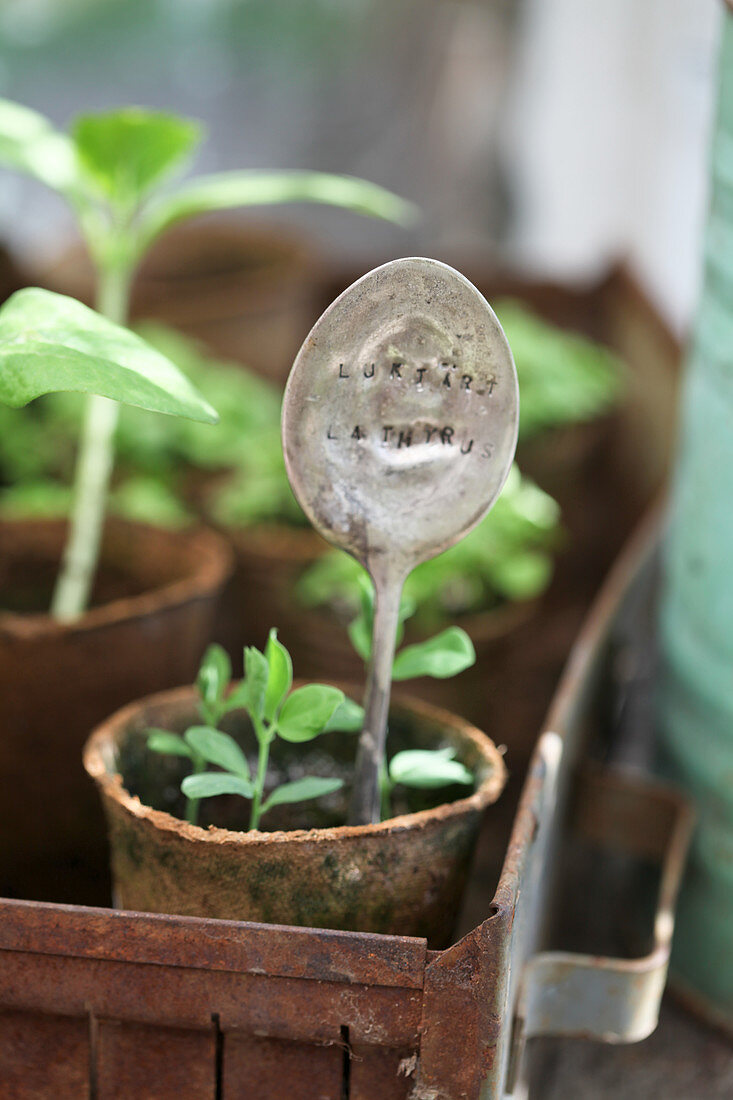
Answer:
[380,748,473,821]
[149,611,477,829]
[0,99,413,620]
[148,635,360,831]
[0,289,218,554]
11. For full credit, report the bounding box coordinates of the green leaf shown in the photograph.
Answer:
[260,776,344,815]
[73,108,201,209]
[147,729,193,759]
[323,696,364,733]
[264,629,293,722]
[389,748,473,789]
[489,551,553,602]
[196,644,231,710]
[138,170,417,250]
[0,289,218,423]
[0,99,78,193]
[223,678,251,713]
[244,645,269,725]
[183,726,250,781]
[347,580,415,664]
[392,628,475,681]
[181,772,254,801]
[348,613,371,663]
[276,684,344,743]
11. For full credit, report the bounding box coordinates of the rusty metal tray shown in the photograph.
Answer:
[0,511,692,1099]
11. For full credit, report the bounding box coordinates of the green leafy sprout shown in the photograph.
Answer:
[148,635,360,831]
[0,99,414,621]
[149,620,476,829]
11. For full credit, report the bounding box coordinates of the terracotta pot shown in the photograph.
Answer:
[0,518,233,904]
[212,522,329,663]
[41,222,322,384]
[84,685,506,947]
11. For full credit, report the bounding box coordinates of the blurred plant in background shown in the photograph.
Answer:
[0,300,623,627]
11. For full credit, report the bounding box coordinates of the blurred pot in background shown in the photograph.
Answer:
[41,220,324,386]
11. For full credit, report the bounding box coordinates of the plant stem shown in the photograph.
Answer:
[50,258,133,621]
[186,751,206,826]
[379,765,392,823]
[249,722,272,831]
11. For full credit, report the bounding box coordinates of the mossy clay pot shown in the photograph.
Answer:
[84,685,506,948]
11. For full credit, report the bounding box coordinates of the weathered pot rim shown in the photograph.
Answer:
[0,517,233,640]
[84,683,507,848]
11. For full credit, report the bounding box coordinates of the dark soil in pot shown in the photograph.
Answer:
[0,518,232,905]
[84,685,506,948]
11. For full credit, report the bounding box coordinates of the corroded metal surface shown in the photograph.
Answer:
[282,258,519,823]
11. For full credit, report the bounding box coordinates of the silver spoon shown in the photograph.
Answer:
[282,258,519,825]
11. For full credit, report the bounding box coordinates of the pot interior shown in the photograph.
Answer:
[113,699,495,834]
[0,520,198,615]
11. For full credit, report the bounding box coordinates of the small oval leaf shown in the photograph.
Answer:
[276,684,344,743]
[183,726,250,781]
[388,748,473,790]
[261,776,344,815]
[264,629,293,722]
[147,730,193,759]
[392,627,475,682]
[181,773,254,801]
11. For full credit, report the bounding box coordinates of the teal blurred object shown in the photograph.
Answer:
[658,1,733,1030]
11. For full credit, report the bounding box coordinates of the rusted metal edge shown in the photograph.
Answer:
[0,951,424,1045]
[413,503,690,1098]
[515,766,694,1045]
[413,741,556,1097]
[542,500,664,744]
[0,899,426,990]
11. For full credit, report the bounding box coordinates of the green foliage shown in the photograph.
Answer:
[298,465,561,629]
[0,97,413,618]
[148,631,362,830]
[73,109,201,212]
[388,747,473,789]
[380,746,474,819]
[0,289,217,422]
[0,325,299,528]
[277,684,346,743]
[0,99,415,272]
[392,629,476,682]
[0,100,77,194]
[343,575,476,683]
[137,170,416,253]
[495,299,624,441]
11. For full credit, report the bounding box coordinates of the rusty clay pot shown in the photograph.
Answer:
[210,522,329,668]
[84,685,506,947]
[0,518,233,905]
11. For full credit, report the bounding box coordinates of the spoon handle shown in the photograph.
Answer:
[348,571,404,825]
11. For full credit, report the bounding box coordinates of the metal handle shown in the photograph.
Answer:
[507,765,694,1090]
